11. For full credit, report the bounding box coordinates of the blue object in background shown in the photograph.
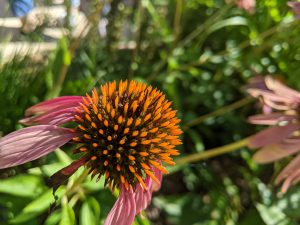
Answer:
[10,0,34,17]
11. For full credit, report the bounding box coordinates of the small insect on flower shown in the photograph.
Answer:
[247,76,300,193]
[0,80,182,225]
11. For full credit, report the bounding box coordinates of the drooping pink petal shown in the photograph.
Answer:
[0,125,78,169]
[275,154,300,185]
[134,166,163,215]
[248,123,300,148]
[104,185,136,225]
[280,167,300,193]
[248,113,296,125]
[25,96,83,117]
[253,138,300,163]
[20,107,78,126]
[50,156,89,193]
[134,176,153,215]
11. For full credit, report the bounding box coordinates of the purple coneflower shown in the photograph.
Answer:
[288,1,300,19]
[247,76,300,192]
[0,80,182,224]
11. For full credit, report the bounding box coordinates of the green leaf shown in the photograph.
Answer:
[54,149,72,165]
[10,187,65,224]
[60,202,75,225]
[0,174,44,197]
[207,16,248,34]
[80,199,96,225]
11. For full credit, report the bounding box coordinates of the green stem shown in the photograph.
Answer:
[183,97,253,130]
[175,137,249,165]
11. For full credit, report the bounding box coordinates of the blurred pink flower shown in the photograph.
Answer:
[247,76,300,192]
[226,0,256,13]
[288,1,300,19]
[0,80,182,224]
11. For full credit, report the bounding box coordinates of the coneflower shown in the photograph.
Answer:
[247,76,300,193]
[0,80,182,225]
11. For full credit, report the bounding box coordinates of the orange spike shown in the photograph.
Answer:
[105,171,110,179]
[75,115,84,122]
[144,114,151,122]
[161,121,170,127]
[153,113,161,121]
[92,88,99,103]
[124,103,129,114]
[128,155,135,161]
[140,131,148,137]
[92,143,98,147]
[97,113,103,121]
[115,96,119,109]
[106,104,111,113]
[118,116,123,124]
[84,134,91,139]
[150,138,161,143]
[99,129,104,135]
[143,98,151,112]
[158,133,167,138]
[141,140,151,145]
[91,156,97,161]
[131,101,138,113]
[129,165,135,173]
[107,136,112,141]
[135,173,147,190]
[120,175,125,184]
[141,162,150,170]
[127,118,133,126]
[116,164,121,171]
[149,127,158,133]
[130,142,137,147]
[111,109,115,118]
[104,160,109,166]
[149,160,169,174]
[159,142,169,147]
[135,118,141,126]
[91,122,97,129]
[168,149,180,155]
[150,148,160,153]
[116,153,121,158]
[145,170,160,185]
[114,124,119,131]
[119,139,126,145]
[132,130,139,136]
[80,103,90,114]
[80,147,87,152]
[123,128,129,135]
[103,150,108,155]
[139,152,149,156]
[104,120,109,127]
[78,125,86,131]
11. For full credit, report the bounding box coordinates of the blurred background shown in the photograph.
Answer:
[1,0,300,224]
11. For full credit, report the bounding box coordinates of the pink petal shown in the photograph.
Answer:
[134,176,153,215]
[265,76,300,100]
[248,113,296,125]
[253,138,300,163]
[0,125,78,169]
[20,107,78,126]
[276,154,300,185]
[25,96,83,117]
[104,185,136,225]
[280,167,300,193]
[248,124,300,148]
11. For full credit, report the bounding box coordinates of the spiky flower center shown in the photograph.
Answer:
[73,80,182,190]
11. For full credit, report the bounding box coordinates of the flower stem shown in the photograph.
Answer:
[183,97,253,130]
[175,137,249,165]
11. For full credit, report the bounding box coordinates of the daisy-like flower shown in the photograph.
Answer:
[0,80,182,224]
[247,76,300,192]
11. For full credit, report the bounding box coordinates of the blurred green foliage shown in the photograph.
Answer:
[1,0,300,224]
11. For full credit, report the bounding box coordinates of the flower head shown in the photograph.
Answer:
[247,76,300,192]
[0,80,182,224]
[226,0,256,13]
